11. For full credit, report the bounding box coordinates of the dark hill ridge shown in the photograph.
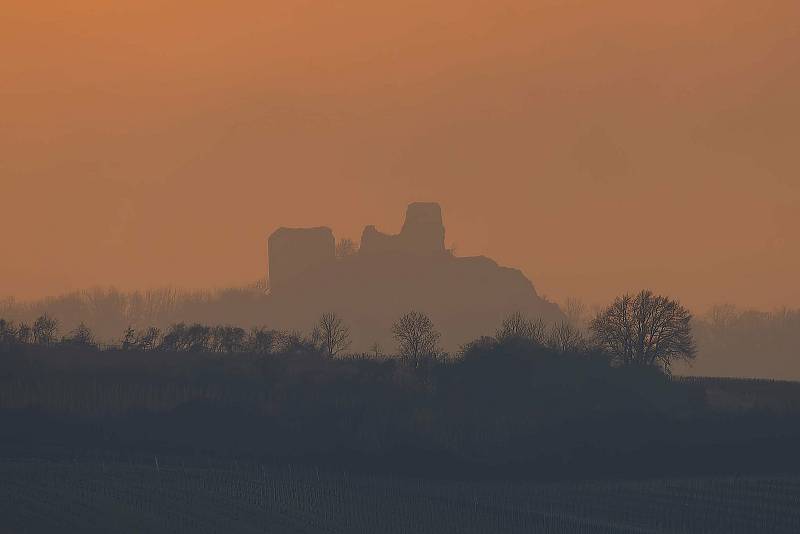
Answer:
[266,203,562,351]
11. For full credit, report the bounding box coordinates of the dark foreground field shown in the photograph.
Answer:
[2,457,800,534]
[4,344,800,532]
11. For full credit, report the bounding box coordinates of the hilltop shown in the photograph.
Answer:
[265,202,562,351]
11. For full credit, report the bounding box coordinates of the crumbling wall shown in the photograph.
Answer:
[360,202,445,256]
[264,202,563,351]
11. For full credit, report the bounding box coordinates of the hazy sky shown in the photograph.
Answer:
[2,1,799,311]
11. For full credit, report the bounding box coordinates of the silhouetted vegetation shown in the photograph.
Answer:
[688,305,800,380]
[590,290,696,373]
[32,314,59,345]
[0,287,273,347]
[2,296,800,484]
[495,311,546,344]
[391,311,441,366]
[2,287,800,517]
[314,312,352,357]
[61,322,97,349]
[10,288,795,379]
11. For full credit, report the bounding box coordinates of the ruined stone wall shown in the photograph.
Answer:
[263,202,563,351]
[360,202,445,256]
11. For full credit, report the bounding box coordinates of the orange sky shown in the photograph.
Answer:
[2,1,799,311]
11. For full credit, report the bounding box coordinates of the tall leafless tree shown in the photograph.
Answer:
[136,327,161,351]
[16,322,32,344]
[590,290,696,372]
[276,329,318,354]
[159,323,210,352]
[32,314,58,345]
[209,325,246,353]
[246,327,277,354]
[121,326,137,350]
[392,311,440,366]
[316,313,352,357]
[60,322,96,348]
[495,311,546,345]
[546,320,586,354]
[0,319,17,349]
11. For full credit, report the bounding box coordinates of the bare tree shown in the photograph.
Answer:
[392,311,440,366]
[121,326,137,350]
[590,290,696,372]
[64,322,96,348]
[185,324,212,352]
[32,314,58,345]
[546,320,586,354]
[210,325,246,353]
[16,322,32,344]
[275,329,318,354]
[0,319,17,349]
[159,323,188,351]
[136,327,161,351]
[159,323,210,352]
[335,238,358,259]
[246,327,277,354]
[316,312,352,357]
[495,311,546,345]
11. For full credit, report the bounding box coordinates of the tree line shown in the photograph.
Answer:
[0,290,695,373]
[689,305,800,379]
[8,290,800,482]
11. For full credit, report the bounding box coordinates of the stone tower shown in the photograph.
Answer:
[360,202,446,256]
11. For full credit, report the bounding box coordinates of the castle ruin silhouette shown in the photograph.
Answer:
[265,202,562,351]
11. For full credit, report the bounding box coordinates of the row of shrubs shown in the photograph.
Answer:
[0,316,308,354]
[0,312,578,355]
[1,290,696,374]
